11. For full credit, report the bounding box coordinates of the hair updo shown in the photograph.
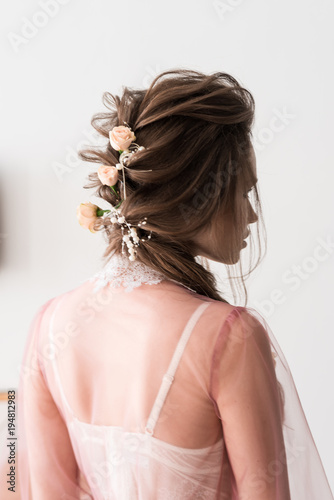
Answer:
[78,68,266,304]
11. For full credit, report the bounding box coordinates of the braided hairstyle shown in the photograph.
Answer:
[78,68,266,304]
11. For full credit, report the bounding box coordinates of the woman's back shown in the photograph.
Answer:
[20,254,236,498]
[18,253,334,499]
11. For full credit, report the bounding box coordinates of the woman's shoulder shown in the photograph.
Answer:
[194,298,271,349]
[30,280,92,344]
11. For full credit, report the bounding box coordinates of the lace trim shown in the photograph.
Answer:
[88,252,167,293]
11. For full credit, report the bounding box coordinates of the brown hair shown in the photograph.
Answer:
[78,68,267,305]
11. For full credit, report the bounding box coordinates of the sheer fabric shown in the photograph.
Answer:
[15,252,333,499]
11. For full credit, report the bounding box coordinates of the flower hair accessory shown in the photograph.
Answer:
[77,123,153,262]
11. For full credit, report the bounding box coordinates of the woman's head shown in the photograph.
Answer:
[79,68,266,304]
[190,144,259,264]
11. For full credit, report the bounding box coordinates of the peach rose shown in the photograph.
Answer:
[109,126,136,151]
[77,202,98,233]
[97,165,119,186]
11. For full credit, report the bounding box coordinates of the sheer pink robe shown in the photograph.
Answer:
[14,252,334,499]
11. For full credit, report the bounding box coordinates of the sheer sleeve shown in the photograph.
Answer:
[210,306,333,500]
[17,298,92,499]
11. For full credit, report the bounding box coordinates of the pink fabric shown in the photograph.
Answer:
[15,254,333,499]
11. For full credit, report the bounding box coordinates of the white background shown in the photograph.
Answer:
[0,0,333,490]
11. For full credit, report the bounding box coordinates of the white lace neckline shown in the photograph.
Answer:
[88,252,198,295]
[89,252,168,293]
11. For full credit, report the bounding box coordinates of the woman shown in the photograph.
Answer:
[17,69,333,499]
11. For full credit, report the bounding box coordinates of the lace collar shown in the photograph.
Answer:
[88,252,167,294]
[87,252,199,294]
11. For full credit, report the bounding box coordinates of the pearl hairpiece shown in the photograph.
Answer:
[108,208,152,262]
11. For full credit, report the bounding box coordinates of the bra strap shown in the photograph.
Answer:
[145,302,211,435]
